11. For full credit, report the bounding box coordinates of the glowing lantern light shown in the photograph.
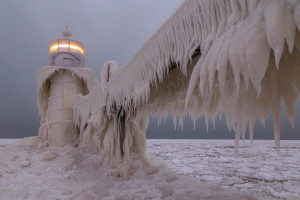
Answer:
[49,39,85,54]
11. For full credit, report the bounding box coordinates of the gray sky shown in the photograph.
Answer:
[0,1,299,140]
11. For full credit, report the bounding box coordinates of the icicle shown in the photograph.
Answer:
[173,115,177,130]
[264,1,286,69]
[242,127,246,143]
[205,116,209,133]
[273,117,281,153]
[270,64,281,152]
[249,119,254,146]
[295,4,300,31]
[234,125,242,154]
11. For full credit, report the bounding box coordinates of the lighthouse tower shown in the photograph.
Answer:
[37,27,97,147]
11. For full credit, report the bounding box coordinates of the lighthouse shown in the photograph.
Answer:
[37,27,97,147]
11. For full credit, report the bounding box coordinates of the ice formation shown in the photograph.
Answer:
[38,0,300,167]
[74,61,149,167]
[89,0,299,155]
[37,66,98,146]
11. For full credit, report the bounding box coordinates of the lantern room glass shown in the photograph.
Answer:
[49,40,85,54]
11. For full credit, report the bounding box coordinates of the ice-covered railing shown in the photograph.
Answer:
[74,61,149,168]
[73,62,119,153]
[104,0,300,151]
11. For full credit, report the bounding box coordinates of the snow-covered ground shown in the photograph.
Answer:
[0,137,255,200]
[0,138,299,199]
[147,139,300,200]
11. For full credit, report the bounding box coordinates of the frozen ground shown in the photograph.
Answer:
[147,139,300,200]
[0,139,20,147]
[0,137,255,200]
[1,139,299,199]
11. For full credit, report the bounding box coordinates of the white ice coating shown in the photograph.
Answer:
[74,61,149,167]
[37,66,98,146]
[97,0,300,153]
[100,60,119,84]
[53,0,299,167]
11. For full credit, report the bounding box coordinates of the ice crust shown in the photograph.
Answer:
[147,139,300,199]
[0,137,256,200]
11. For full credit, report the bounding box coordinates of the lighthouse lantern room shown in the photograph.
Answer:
[48,26,85,68]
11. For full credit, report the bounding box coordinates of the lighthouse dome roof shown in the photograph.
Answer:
[57,26,81,42]
[62,26,72,37]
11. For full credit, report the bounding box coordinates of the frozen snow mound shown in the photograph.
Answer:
[102,0,300,151]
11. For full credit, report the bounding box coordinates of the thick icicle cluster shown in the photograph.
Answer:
[74,61,149,168]
[72,0,300,168]
[104,0,300,151]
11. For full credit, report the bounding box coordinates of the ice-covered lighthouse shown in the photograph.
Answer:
[37,26,97,147]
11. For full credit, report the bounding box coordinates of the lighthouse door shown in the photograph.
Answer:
[63,58,74,67]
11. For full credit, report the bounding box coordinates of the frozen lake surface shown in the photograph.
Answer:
[0,139,20,148]
[147,139,300,199]
[1,139,299,199]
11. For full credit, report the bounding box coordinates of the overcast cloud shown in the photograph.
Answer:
[0,1,299,140]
